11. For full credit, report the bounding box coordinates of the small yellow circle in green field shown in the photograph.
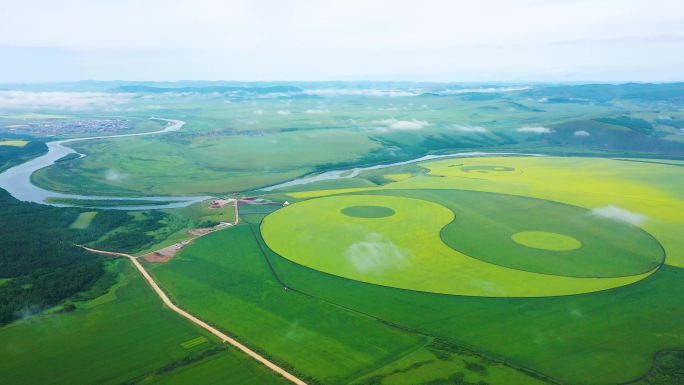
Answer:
[511,231,582,251]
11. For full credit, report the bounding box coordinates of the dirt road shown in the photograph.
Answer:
[142,199,239,263]
[81,244,307,385]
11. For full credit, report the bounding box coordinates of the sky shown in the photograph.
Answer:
[1,0,683,83]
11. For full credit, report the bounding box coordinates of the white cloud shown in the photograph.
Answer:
[568,306,583,318]
[517,126,553,133]
[453,125,489,133]
[390,120,429,130]
[574,130,591,136]
[105,169,127,182]
[277,110,291,115]
[591,205,647,225]
[303,88,419,97]
[375,118,429,131]
[255,92,294,99]
[345,233,410,274]
[304,109,329,114]
[436,86,531,95]
[284,321,314,342]
[0,91,134,110]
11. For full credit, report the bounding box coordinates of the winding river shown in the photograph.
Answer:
[0,119,211,210]
[260,151,543,191]
[0,117,543,209]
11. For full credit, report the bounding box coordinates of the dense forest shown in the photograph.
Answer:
[0,190,172,324]
[0,136,46,172]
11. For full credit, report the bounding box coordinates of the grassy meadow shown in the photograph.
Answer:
[0,260,290,385]
[146,225,428,384]
[141,349,291,385]
[68,211,98,229]
[147,223,549,385]
[269,246,684,385]
[33,128,380,196]
[0,190,287,385]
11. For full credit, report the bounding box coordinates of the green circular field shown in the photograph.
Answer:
[341,205,395,218]
[261,193,661,297]
[511,231,582,251]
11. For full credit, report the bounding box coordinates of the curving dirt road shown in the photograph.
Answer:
[81,244,307,385]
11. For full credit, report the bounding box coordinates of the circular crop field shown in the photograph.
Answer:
[261,191,663,297]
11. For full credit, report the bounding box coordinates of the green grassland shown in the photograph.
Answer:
[2,261,192,385]
[0,260,289,385]
[353,341,549,385]
[267,242,684,385]
[141,349,291,385]
[68,211,98,229]
[147,223,548,385]
[146,225,428,384]
[32,128,381,196]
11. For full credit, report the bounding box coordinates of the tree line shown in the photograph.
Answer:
[0,189,171,324]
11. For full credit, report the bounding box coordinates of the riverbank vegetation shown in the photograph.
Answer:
[0,135,45,172]
[0,189,181,324]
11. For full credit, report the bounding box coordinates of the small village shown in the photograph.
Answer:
[6,119,131,137]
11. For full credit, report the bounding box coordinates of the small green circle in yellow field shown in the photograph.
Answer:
[341,205,396,218]
[511,231,582,251]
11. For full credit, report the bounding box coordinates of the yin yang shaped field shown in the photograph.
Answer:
[262,190,664,297]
